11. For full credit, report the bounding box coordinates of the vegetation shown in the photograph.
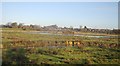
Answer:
[1,28,120,65]
[1,22,120,34]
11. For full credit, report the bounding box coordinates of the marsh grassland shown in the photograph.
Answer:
[1,28,120,65]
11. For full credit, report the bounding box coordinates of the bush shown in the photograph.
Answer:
[2,48,30,65]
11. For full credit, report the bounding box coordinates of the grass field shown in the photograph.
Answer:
[1,28,120,65]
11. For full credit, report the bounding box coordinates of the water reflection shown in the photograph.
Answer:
[25,31,116,38]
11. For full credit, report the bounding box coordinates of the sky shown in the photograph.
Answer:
[1,2,118,29]
[1,0,120,2]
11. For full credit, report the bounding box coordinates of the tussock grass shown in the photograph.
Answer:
[2,28,120,64]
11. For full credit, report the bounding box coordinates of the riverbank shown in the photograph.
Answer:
[2,28,118,36]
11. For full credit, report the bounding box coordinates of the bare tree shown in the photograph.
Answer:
[18,23,24,28]
[80,25,82,29]
[11,22,18,28]
[6,22,12,28]
[70,26,73,30]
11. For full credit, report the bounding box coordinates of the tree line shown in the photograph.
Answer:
[0,22,120,34]
[1,22,41,31]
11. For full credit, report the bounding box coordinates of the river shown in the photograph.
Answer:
[24,31,117,38]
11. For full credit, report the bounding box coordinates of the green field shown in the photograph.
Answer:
[1,28,120,65]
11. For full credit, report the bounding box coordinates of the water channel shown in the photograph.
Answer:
[25,31,117,38]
